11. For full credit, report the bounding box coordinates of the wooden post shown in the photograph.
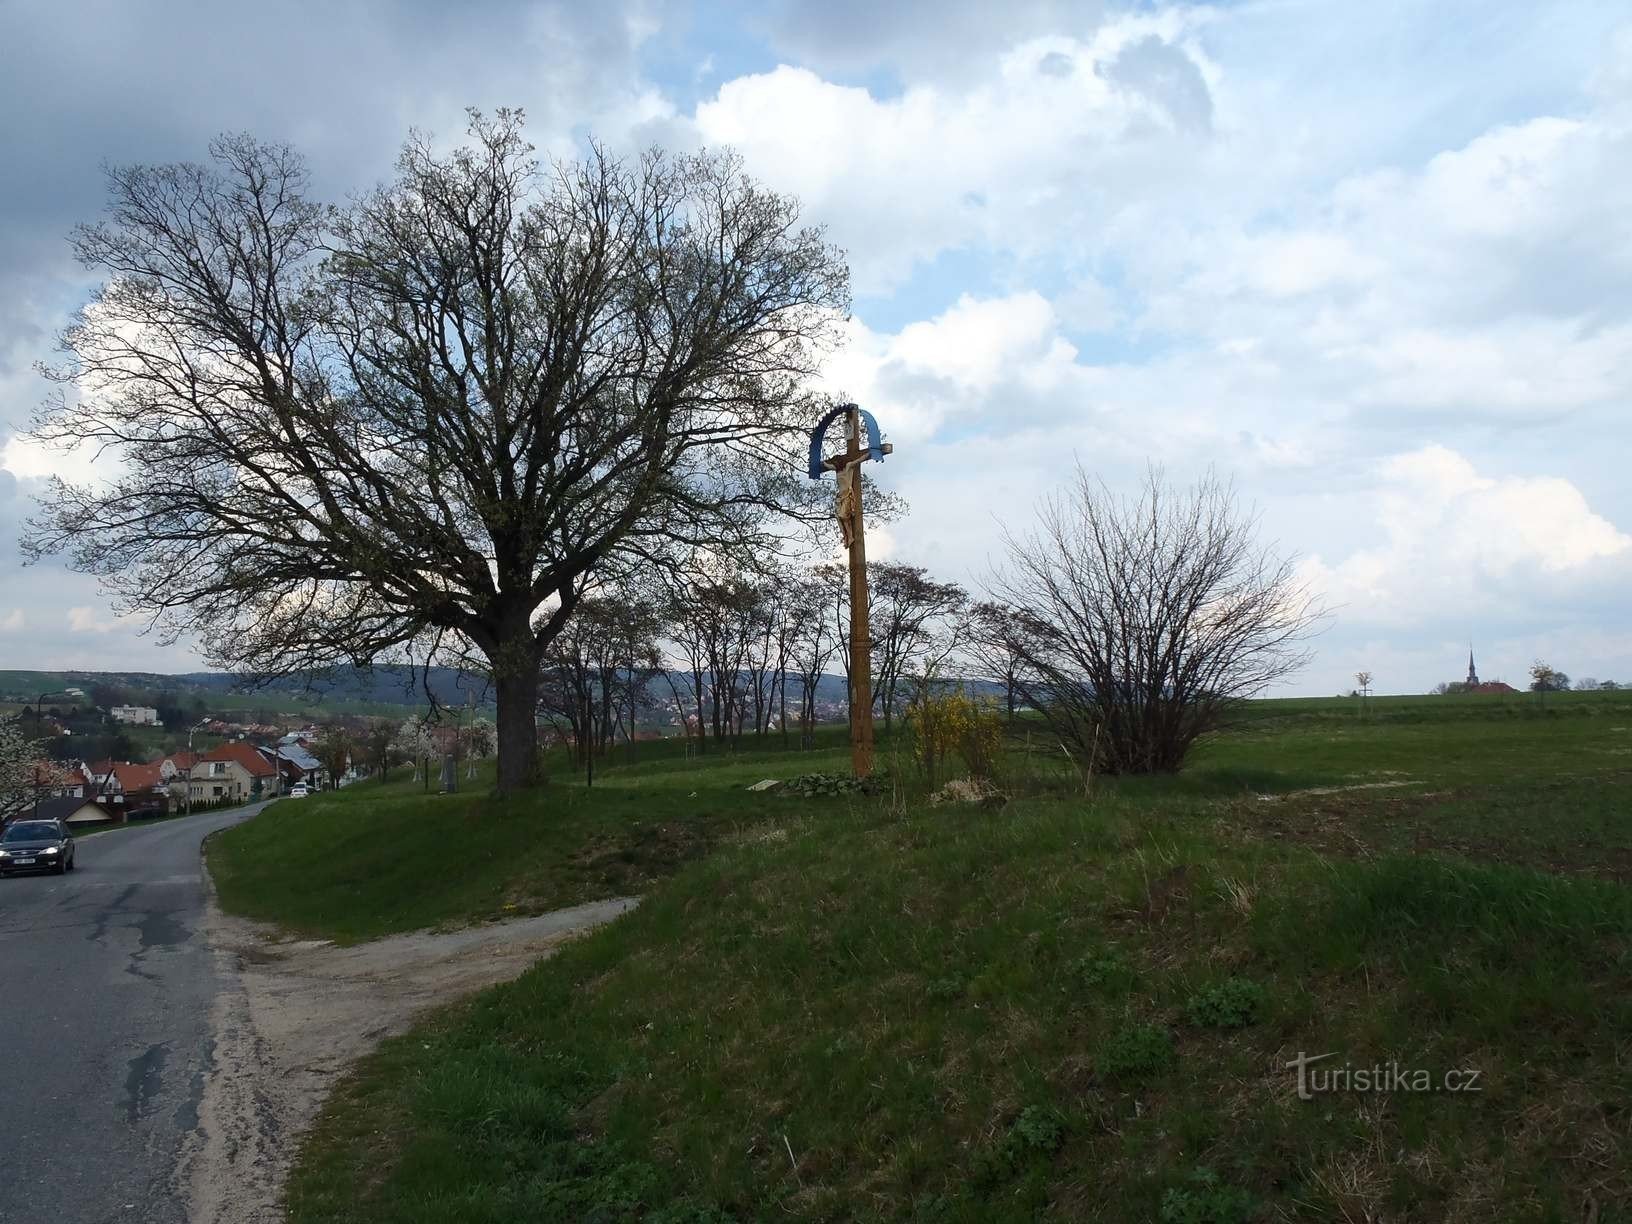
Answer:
[845,406,875,778]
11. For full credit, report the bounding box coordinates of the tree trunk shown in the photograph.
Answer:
[494,665,541,794]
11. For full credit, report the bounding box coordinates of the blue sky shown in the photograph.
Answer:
[3,0,1631,694]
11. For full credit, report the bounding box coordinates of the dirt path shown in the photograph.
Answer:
[179,892,638,1223]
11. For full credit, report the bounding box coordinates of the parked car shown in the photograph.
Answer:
[287,783,310,798]
[0,819,77,876]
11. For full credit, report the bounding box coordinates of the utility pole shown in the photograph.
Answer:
[810,403,893,779]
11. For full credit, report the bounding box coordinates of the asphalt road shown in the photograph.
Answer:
[0,804,266,1224]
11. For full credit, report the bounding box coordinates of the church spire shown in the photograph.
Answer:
[1466,647,1479,687]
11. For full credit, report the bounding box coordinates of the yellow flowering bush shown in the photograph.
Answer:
[906,689,1005,786]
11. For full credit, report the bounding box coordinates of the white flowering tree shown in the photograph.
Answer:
[1,717,44,823]
[392,716,438,785]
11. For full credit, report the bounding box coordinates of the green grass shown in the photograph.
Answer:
[209,694,1632,1221]
[207,731,859,944]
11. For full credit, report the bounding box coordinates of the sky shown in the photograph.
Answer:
[2,0,1631,695]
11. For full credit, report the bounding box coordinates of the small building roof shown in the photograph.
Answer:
[199,741,278,778]
[32,796,114,824]
[110,762,166,793]
[272,743,322,771]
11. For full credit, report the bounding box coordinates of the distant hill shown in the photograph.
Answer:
[0,666,490,712]
[2,666,1000,720]
[174,666,492,707]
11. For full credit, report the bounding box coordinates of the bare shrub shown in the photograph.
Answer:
[990,465,1322,775]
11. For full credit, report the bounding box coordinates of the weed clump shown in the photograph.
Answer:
[1183,977,1267,1029]
[1099,1021,1175,1079]
[972,1104,1067,1184]
[1070,947,1135,995]
[781,772,885,797]
[1159,1167,1255,1224]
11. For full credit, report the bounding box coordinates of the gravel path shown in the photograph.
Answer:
[182,889,638,1223]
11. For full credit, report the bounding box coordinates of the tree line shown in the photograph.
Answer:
[537,560,989,763]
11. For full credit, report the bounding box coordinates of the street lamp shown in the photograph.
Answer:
[184,718,209,817]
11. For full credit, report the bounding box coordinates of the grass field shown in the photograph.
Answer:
[210,691,1632,1221]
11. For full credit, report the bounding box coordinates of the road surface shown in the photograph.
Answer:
[0,804,265,1224]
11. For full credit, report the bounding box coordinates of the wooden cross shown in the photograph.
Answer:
[811,403,893,778]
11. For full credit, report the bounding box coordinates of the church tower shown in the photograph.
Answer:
[1466,648,1479,688]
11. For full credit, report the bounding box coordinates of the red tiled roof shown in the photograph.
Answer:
[199,741,277,778]
[110,762,165,793]
[29,760,82,787]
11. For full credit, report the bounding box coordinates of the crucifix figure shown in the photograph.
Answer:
[808,402,893,778]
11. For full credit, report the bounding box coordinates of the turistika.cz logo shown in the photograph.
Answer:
[1284,1051,1483,1100]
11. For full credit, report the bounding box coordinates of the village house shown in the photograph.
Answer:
[190,741,277,804]
[261,742,325,790]
[110,705,162,726]
[101,761,169,814]
[153,749,201,782]
[33,794,116,827]
[29,760,89,800]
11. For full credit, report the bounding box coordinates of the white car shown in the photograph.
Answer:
[287,783,310,798]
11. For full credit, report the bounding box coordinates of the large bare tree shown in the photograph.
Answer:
[990,466,1322,775]
[23,111,848,792]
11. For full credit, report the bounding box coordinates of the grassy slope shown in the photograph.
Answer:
[207,733,857,943]
[225,695,1632,1221]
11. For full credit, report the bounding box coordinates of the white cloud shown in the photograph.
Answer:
[1301,446,1632,629]
[822,292,1101,443]
[690,13,1218,291]
[67,606,137,635]
[0,608,21,631]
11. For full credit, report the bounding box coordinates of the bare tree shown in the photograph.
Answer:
[662,571,764,748]
[786,565,845,747]
[962,599,1039,722]
[539,590,662,770]
[989,466,1322,775]
[867,562,967,732]
[23,111,848,793]
[357,719,396,781]
[313,728,353,790]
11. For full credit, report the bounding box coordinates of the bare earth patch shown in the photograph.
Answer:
[178,890,638,1223]
[1254,779,1418,801]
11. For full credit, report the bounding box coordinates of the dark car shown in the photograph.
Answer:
[0,819,77,876]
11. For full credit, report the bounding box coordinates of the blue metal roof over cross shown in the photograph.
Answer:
[807,402,887,479]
